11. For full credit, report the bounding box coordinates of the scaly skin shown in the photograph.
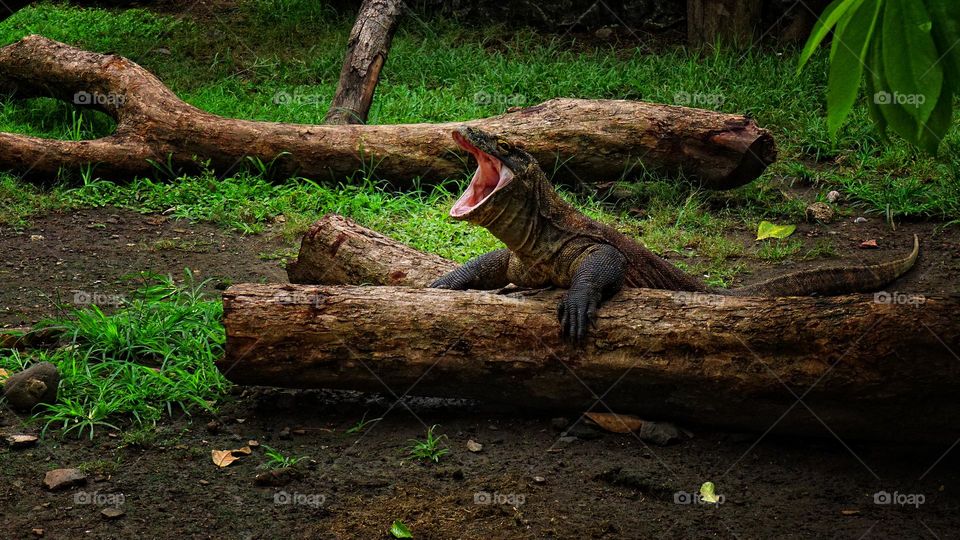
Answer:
[431,127,920,342]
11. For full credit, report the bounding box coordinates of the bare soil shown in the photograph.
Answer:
[2,206,960,539]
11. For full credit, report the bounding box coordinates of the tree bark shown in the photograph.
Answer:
[687,0,762,47]
[219,282,960,442]
[325,0,403,125]
[0,35,775,190]
[286,214,456,286]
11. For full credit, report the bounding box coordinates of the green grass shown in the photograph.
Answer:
[0,1,956,220]
[261,445,308,469]
[407,424,449,463]
[0,269,229,439]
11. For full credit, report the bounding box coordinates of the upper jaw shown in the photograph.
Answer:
[449,130,516,219]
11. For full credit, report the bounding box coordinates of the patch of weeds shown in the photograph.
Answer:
[77,458,121,476]
[0,269,229,439]
[147,238,212,253]
[345,413,382,435]
[408,425,449,463]
[261,445,307,469]
[119,425,160,449]
[802,239,838,260]
[755,239,804,262]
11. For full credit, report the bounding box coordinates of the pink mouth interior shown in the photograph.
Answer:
[450,131,515,218]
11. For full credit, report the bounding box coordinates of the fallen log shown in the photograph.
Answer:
[325,0,404,124]
[286,214,456,286]
[219,282,960,442]
[0,35,775,189]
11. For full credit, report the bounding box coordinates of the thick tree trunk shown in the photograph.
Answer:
[286,214,456,286]
[0,35,775,190]
[687,0,762,47]
[219,282,960,442]
[325,0,403,125]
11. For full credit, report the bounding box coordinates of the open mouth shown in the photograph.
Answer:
[449,130,515,218]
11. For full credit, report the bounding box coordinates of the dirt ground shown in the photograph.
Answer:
[2,206,960,539]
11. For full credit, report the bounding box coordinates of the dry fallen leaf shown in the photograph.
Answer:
[247,440,260,448]
[0,368,10,380]
[584,412,644,433]
[211,449,240,468]
[232,446,252,456]
[860,239,879,249]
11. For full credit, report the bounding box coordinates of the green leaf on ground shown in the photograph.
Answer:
[700,482,720,504]
[390,520,413,539]
[756,221,796,240]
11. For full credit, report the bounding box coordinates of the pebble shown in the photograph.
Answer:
[466,440,483,453]
[805,202,835,223]
[854,217,868,223]
[101,507,125,519]
[826,190,841,203]
[5,434,39,448]
[42,468,87,491]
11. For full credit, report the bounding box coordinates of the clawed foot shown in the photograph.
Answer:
[557,289,600,344]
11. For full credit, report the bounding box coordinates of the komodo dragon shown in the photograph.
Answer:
[430,127,919,342]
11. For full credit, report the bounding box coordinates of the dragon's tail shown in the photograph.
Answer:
[727,235,919,297]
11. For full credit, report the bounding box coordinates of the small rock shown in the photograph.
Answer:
[5,434,39,448]
[805,202,835,223]
[30,235,44,242]
[594,27,613,39]
[199,479,210,486]
[827,190,841,203]
[638,422,682,446]
[562,423,602,440]
[101,507,125,519]
[31,528,44,537]
[247,440,260,447]
[860,239,879,249]
[533,476,546,484]
[278,427,291,440]
[558,436,578,445]
[253,467,302,487]
[550,417,570,431]
[205,420,220,434]
[854,217,868,223]
[43,468,87,491]
[466,440,483,453]
[154,47,171,55]
[3,362,60,411]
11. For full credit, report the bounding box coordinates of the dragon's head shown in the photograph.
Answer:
[449,127,539,220]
